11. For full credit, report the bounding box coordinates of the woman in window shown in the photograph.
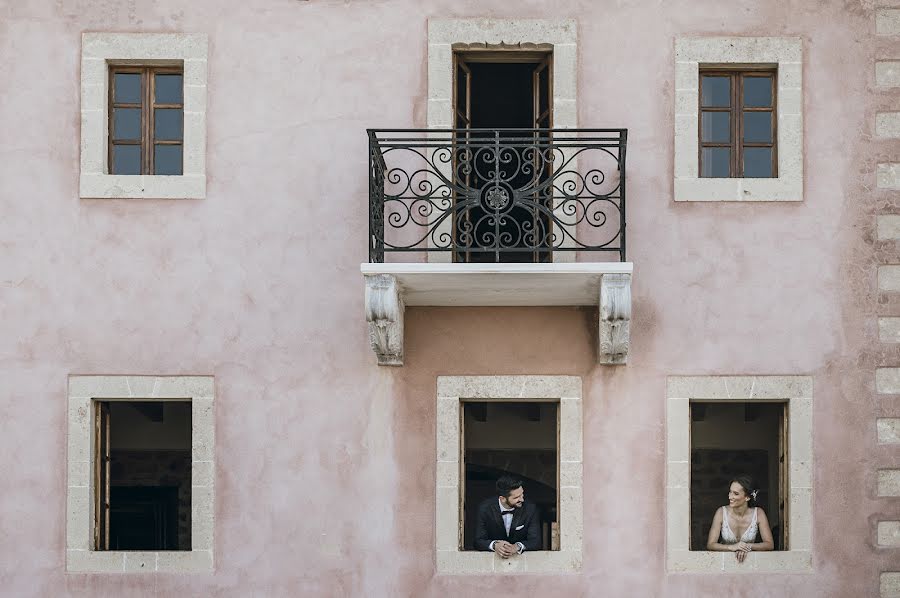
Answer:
[706,475,775,562]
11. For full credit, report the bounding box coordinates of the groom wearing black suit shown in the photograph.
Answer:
[474,476,541,557]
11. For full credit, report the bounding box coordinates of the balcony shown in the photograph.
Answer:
[362,129,633,366]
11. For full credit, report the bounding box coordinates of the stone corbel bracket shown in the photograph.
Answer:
[365,274,405,366]
[598,273,632,364]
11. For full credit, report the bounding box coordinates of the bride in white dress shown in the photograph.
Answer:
[706,475,775,562]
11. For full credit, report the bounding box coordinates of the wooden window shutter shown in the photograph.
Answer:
[93,402,111,550]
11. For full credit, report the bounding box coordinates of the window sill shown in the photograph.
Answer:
[79,173,205,200]
[668,550,811,573]
[437,549,582,574]
[674,176,802,202]
[66,549,213,573]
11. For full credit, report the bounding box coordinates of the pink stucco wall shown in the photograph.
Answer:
[0,0,886,595]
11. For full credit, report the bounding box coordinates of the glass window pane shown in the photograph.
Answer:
[743,147,773,178]
[701,76,730,107]
[154,145,182,175]
[114,73,142,104]
[743,76,773,108]
[701,147,731,177]
[743,112,772,143]
[154,108,183,141]
[701,112,730,143]
[113,108,141,140]
[112,144,141,175]
[155,74,183,104]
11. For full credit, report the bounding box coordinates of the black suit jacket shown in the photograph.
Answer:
[474,498,541,552]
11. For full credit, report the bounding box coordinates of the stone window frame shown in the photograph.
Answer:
[436,375,582,574]
[66,376,214,573]
[80,33,207,199]
[674,37,803,202]
[666,376,813,573]
[426,19,578,263]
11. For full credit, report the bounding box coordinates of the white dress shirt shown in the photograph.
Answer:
[489,498,526,554]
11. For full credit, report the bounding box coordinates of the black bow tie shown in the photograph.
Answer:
[500,509,515,516]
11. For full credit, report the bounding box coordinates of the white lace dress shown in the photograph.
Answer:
[719,506,758,544]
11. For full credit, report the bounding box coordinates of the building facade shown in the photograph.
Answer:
[0,0,897,595]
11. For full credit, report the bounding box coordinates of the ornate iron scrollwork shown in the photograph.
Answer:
[367,129,627,263]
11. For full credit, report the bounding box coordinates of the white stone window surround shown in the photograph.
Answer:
[674,37,803,202]
[80,33,208,199]
[666,376,812,573]
[66,376,214,573]
[436,376,582,574]
[427,19,578,263]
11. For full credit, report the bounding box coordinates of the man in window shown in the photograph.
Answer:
[474,475,541,557]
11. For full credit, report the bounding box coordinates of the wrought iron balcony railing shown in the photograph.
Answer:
[368,128,627,263]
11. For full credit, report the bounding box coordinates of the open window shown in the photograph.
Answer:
[94,400,192,551]
[460,400,559,551]
[452,50,554,263]
[689,401,788,551]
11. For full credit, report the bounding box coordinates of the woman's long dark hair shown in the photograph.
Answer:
[730,475,759,508]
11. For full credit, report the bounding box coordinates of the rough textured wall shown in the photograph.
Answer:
[0,0,884,596]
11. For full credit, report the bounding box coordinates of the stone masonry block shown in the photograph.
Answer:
[123,552,157,572]
[878,113,900,138]
[883,573,900,598]
[878,418,900,443]
[878,9,900,35]
[437,376,580,399]
[436,398,459,463]
[880,267,900,292]
[667,486,689,551]
[67,549,124,573]
[879,521,900,546]
[157,550,213,573]
[878,164,900,190]
[878,62,900,87]
[880,318,900,343]
[559,398,582,463]
[877,368,900,394]
[667,399,690,462]
[879,470,900,496]
[879,216,900,241]
[427,44,452,100]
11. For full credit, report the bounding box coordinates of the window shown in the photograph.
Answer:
[426,19,578,262]
[94,401,191,551]
[108,67,184,176]
[67,376,214,573]
[674,37,802,202]
[461,401,559,550]
[452,52,553,263]
[666,376,812,573]
[699,70,777,178]
[436,376,582,574]
[80,33,207,199]
[689,401,787,551]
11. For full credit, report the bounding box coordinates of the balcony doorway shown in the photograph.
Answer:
[453,51,553,263]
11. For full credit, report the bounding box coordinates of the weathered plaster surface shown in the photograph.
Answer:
[0,1,884,596]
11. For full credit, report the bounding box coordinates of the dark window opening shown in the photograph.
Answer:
[453,52,553,263]
[461,401,558,551]
[109,66,184,175]
[699,69,777,178]
[95,400,192,551]
[689,401,788,551]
